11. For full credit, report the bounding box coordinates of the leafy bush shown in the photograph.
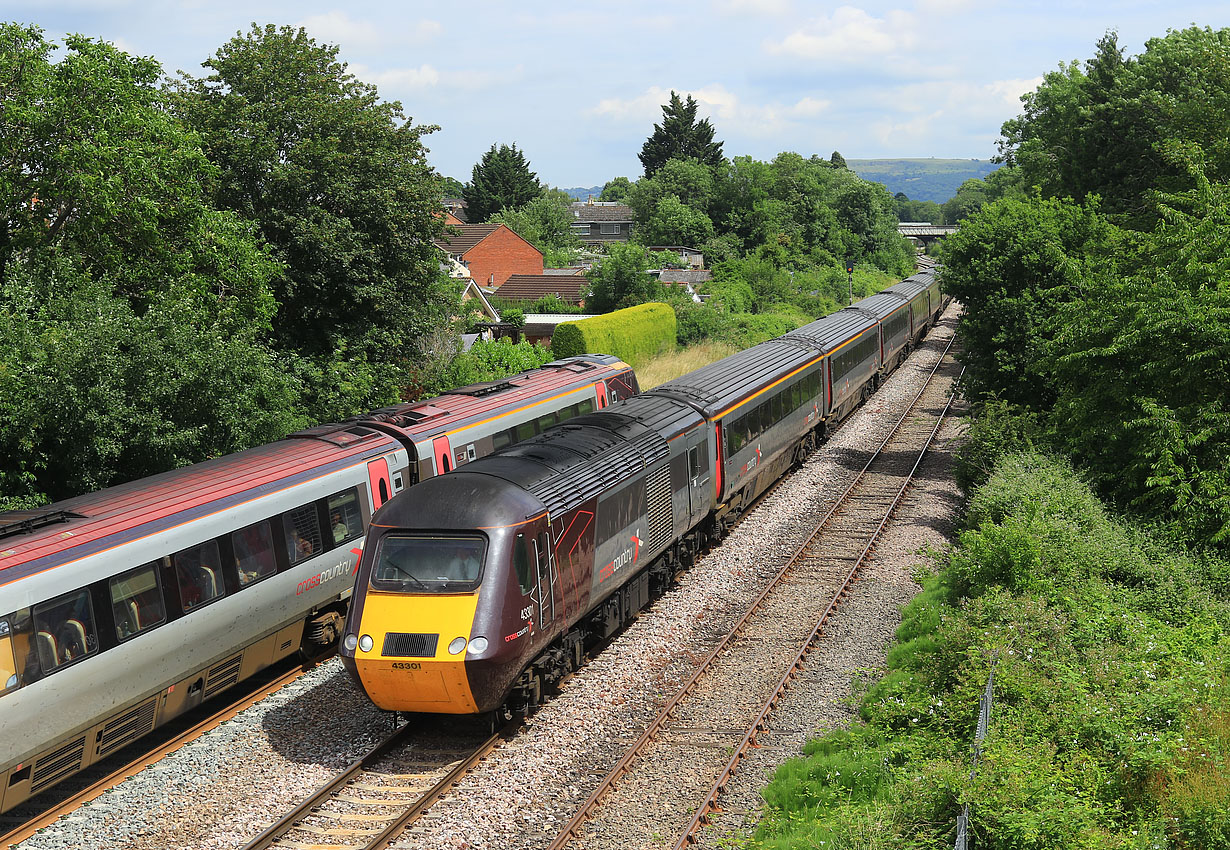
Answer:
[414,338,553,398]
[552,302,676,366]
[754,452,1230,848]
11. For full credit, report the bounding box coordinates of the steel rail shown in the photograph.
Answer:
[545,331,958,850]
[672,363,964,848]
[240,722,509,850]
[1,660,317,850]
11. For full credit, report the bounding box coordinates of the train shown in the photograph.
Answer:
[0,354,638,813]
[341,267,950,717]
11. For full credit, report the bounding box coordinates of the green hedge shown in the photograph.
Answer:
[552,302,676,366]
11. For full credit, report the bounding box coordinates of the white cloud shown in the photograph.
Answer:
[298,12,442,51]
[867,75,1043,147]
[589,85,832,139]
[356,63,521,95]
[359,64,441,90]
[790,96,832,117]
[766,6,918,63]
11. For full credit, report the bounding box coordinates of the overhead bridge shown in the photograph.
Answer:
[898,223,958,251]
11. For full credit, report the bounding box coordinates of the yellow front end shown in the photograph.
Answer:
[351,590,481,713]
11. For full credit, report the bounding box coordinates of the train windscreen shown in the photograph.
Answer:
[370,534,485,592]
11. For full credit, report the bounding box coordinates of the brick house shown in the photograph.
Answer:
[433,224,543,289]
[569,201,635,246]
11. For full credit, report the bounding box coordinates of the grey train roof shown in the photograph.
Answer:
[780,309,877,351]
[646,340,822,417]
[845,292,911,321]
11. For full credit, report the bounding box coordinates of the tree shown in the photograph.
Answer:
[0,25,312,506]
[940,195,1121,409]
[440,174,465,197]
[462,143,544,222]
[0,25,274,309]
[488,192,580,258]
[586,243,659,312]
[1049,151,1230,545]
[172,24,449,362]
[599,177,633,202]
[829,151,848,169]
[1000,27,1230,226]
[638,195,715,248]
[639,91,725,178]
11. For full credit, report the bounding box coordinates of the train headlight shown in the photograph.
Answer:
[343,634,358,652]
[467,637,488,655]
[448,637,468,655]
[358,634,374,653]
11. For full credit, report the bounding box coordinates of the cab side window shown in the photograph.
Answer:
[284,504,323,564]
[174,541,225,611]
[32,589,97,671]
[0,620,17,693]
[327,488,364,547]
[232,521,277,586]
[109,563,167,640]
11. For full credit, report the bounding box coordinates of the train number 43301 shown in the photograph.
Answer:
[391,662,422,670]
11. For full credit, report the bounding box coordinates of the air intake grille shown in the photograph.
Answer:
[32,736,86,792]
[383,633,439,657]
[646,463,673,552]
[203,654,243,699]
[97,698,158,757]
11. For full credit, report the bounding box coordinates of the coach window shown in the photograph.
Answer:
[109,563,167,640]
[33,589,97,670]
[174,541,225,611]
[577,398,594,415]
[328,488,364,547]
[232,521,277,586]
[492,430,513,450]
[515,419,536,442]
[0,620,16,692]
[537,411,557,432]
[284,504,323,564]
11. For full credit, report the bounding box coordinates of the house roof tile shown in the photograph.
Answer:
[432,223,501,255]
[495,274,587,305]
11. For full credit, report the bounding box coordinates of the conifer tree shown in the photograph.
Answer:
[462,143,543,222]
[638,91,725,178]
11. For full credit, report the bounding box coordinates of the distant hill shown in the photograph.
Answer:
[847,159,1001,204]
[563,185,605,201]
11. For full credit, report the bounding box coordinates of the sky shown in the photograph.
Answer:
[8,1,1229,189]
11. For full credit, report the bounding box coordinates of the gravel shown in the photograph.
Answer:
[13,308,963,850]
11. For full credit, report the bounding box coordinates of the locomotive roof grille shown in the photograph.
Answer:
[0,509,86,542]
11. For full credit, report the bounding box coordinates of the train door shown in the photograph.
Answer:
[367,458,392,511]
[432,435,453,475]
[685,427,711,524]
[594,381,609,410]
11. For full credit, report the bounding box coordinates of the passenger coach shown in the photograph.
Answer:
[0,354,639,812]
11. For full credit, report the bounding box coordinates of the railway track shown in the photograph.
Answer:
[544,336,962,850]
[241,721,506,850]
[0,658,316,849]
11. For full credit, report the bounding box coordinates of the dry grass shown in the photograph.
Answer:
[635,341,738,390]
